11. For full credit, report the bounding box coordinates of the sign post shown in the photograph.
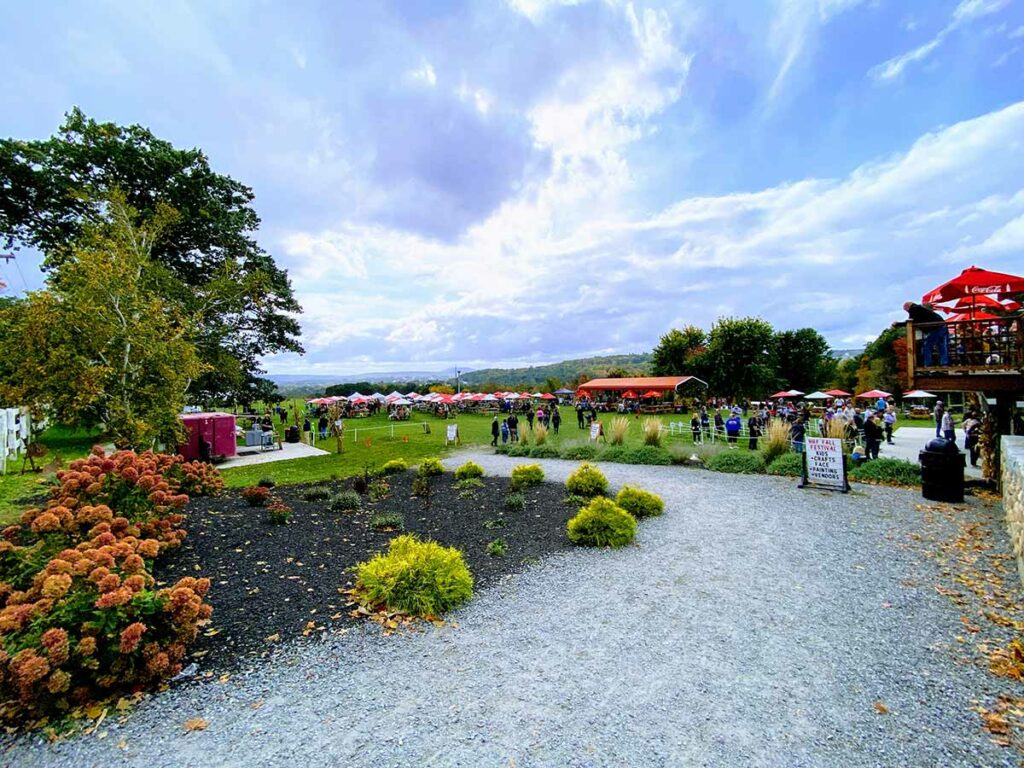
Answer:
[799,436,850,493]
[445,424,460,446]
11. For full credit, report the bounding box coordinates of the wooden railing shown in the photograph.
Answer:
[907,318,1024,376]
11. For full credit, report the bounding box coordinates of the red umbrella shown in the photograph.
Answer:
[622,390,639,399]
[937,295,1006,312]
[769,390,802,399]
[539,393,556,400]
[923,266,1024,304]
[856,389,891,399]
[948,311,999,322]
[824,389,851,397]
[641,390,662,398]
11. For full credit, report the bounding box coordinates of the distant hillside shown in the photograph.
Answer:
[460,353,651,388]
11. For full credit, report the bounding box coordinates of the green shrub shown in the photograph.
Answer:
[411,475,430,497]
[454,477,484,490]
[368,478,390,502]
[494,444,511,455]
[486,538,508,557]
[510,464,544,490]
[504,492,526,513]
[454,461,485,480]
[706,452,766,474]
[483,517,505,529]
[268,498,292,525]
[301,485,332,502]
[564,493,589,509]
[329,490,362,512]
[624,446,672,465]
[370,511,404,531]
[560,443,598,461]
[567,497,636,548]
[615,485,664,518]
[418,457,444,476]
[381,459,408,475]
[241,485,271,507]
[668,444,696,465]
[849,458,921,486]
[507,442,531,457]
[596,445,630,463]
[354,534,474,616]
[528,445,561,459]
[766,452,804,477]
[257,477,276,489]
[565,462,608,497]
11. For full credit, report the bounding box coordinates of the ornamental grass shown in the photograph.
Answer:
[609,417,630,446]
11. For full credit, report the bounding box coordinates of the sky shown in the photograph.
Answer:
[2,0,1023,376]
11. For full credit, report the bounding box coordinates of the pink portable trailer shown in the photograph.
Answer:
[179,412,238,462]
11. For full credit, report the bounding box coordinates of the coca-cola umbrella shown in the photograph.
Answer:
[621,390,639,399]
[947,311,999,322]
[641,390,663,399]
[923,266,1024,304]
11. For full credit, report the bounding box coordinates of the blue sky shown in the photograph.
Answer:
[2,0,1023,375]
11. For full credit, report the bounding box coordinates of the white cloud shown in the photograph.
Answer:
[407,60,437,87]
[871,0,1009,82]
[505,0,588,23]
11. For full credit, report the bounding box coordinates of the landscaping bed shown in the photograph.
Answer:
[154,470,577,676]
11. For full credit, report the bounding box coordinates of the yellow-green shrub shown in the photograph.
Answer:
[381,459,408,475]
[615,485,664,518]
[454,461,485,480]
[565,462,608,497]
[418,458,444,476]
[533,423,548,445]
[567,498,636,548]
[354,535,473,616]
[510,464,544,490]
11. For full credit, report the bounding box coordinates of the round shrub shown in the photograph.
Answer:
[560,444,598,461]
[504,491,526,513]
[257,477,276,489]
[329,490,362,512]
[567,497,636,548]
[615,485,664,518]
[706,451,766,474]
[528,445,561,459]
[267,499,292,525]
[624,446,672,465]
[849,458,921,486]
[301,485,332,502]
[596,446,630,463]
[507,443,531,457]
[494,444,511,455]
[454,461,485,480]
[381,459,408,475]
[766,452,804,477]
[565,462,608,497]
[418,458,444,476]
[241,485,271,507]
[355,534,474,616]
[510,464,544,490]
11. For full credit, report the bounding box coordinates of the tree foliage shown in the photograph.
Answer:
[0,108,302,405]
[773,328,835,392]
[0,194,203,448]
[650,326,706,376]
[701,317,778,399]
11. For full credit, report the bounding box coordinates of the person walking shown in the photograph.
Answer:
[883,408,896,445]
[551,408,561,434]
[747,413,761,451]
[933,400,945,439]
[490,415,499,447]
[576,405,585,430]
[790,418,806,454]
[941,409,955,444]
[508,413,519,442]
[526,409,535,431]
[864,413,883,460]
[317,415,328,441]
[963,411,981,467]
[302,417,312,445]
[725,413,741,446]
[500,418,510,444]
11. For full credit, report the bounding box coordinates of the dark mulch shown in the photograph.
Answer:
[154,471,576,678]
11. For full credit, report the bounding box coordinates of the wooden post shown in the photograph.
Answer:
[906,322,916,386]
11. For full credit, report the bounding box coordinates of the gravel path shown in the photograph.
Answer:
[4,454,1017,767]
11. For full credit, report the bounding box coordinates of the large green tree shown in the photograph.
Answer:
[773,328,835,393]
[701,317,778,399]
[0,108,302,404]
[650,325,707,376]
[0,194,203,448]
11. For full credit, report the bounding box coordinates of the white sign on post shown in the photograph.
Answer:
[800,436,849,492]
[446,424,459,446]
[589,422,601,442]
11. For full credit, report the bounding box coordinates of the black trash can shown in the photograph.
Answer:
[285,425,300,444]
[919,438,965,503]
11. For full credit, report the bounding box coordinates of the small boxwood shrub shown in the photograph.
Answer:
[494,444,511,455]
[564,493,589,509]
[454,461,485,480]
[706,452,766,474]
[411,475,430,497]
[368,478,390,502]
[382,459,408,475]
[565,462,608,497]
[486,538,508,557]
[507,443,531,457]
[329,490,362,512]
[241,485,271,507]
[766,452,804,477]
[560,443,598,461]
[528,445,561,459]
[301,485,332,502]
[504,491,526,513]
[454,477,484,490]
[510,464,544,490]
[370,511,404,531]
[418,458,444,476]
[596,445,630,463]
[567,497,636,548]
[615,485,664,518]
[849,458,921,486]
[624,446,672,465]
[354,534,474,616]
[257,477,276,489]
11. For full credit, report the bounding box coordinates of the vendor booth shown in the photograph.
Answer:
[179,412,238,462]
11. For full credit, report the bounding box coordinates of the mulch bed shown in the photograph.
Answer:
[154,471,577,678]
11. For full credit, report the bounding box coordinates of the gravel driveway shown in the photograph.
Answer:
[4,453,1017,767]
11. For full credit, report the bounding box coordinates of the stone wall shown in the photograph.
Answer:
[1002,436,1024,588]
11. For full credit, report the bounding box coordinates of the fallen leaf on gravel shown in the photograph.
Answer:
[265,633,280,642]
[218,673,231,684]
[184,718,208,732]
[873,701,889,715]
[251,700,264,710]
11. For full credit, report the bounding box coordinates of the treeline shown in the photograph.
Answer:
[460,353,651,389]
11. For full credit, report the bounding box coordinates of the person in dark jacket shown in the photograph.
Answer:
[904,301,949,366]
[508,413,519,442]
[714,411,725,440]
[526,409,534,431]
[551,408,561,434]
[747,414,761,451]
[790,418,806,453]
[690,414,702,444]
[490,415,500,446]
[576,405,586,430]
[863,412,883,460]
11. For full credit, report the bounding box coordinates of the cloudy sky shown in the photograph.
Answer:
[2,0,1023,375]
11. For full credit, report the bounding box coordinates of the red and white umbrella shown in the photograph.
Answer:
[924,266,1024,304]
[856,389,891,399]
